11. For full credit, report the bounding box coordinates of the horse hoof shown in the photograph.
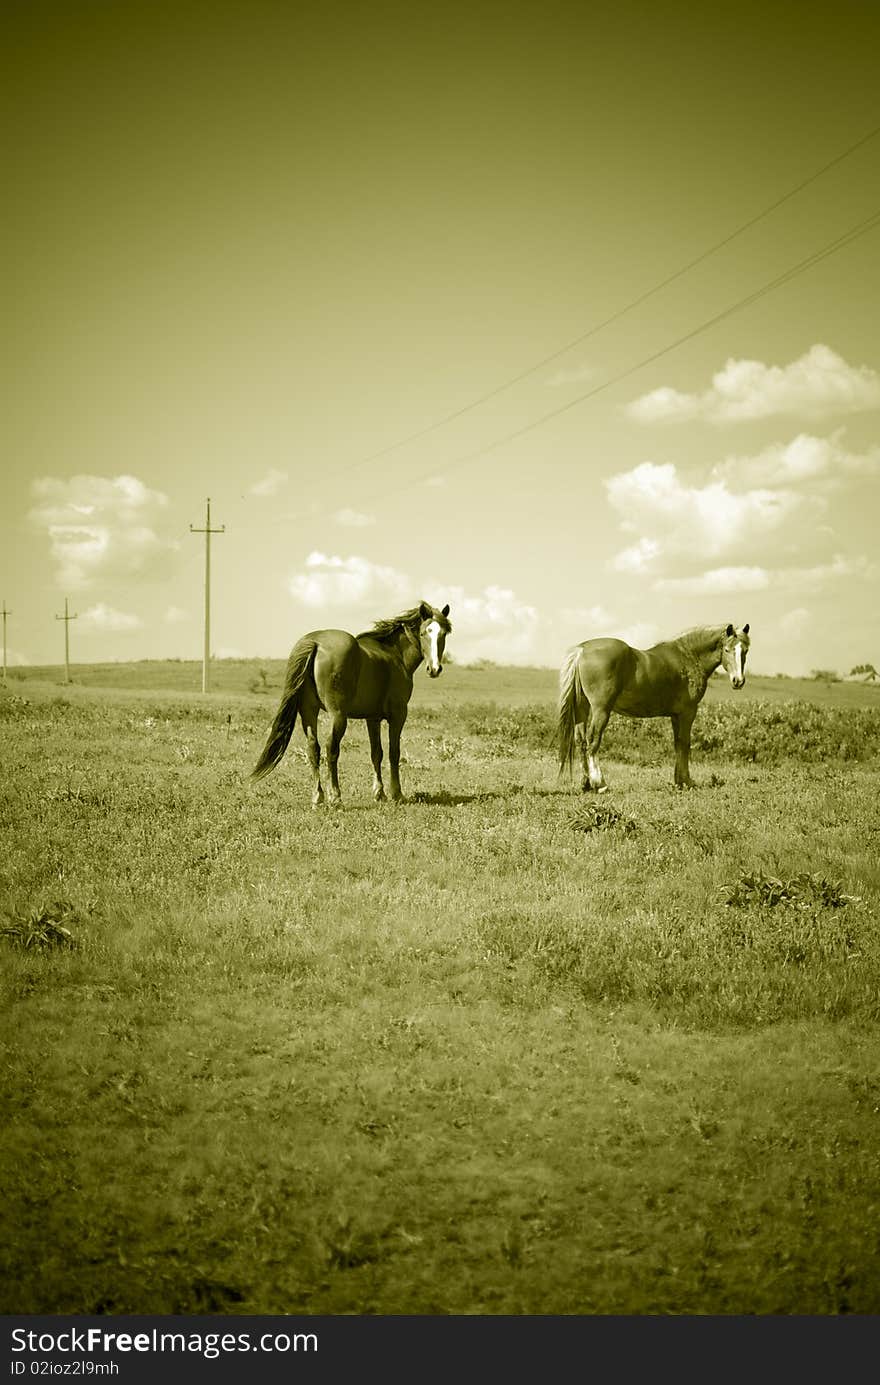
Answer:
[596,784,609,794]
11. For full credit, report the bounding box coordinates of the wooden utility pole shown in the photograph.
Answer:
[190,497,225,693]
[1,601,10,685]
[55,597,78,684]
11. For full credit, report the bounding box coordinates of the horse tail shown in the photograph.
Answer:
[557,644,584,777]
[250,637,318,781]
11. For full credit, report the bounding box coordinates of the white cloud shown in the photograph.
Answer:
[547,362,595,387]
[605,461,805,571]
[249,469,288,497]
[333,507,375,528]
[776,553,877,592]
[613,622,662,650]
[711,432,880,489]
[653,554,875,598]
[654,567,770,595]
[562,619,661,650]
[424,475,446,488]
[287,552,412,608]
[29,474,179,590]
[611,536,662,573]
[287,556,542,665]
[164,605,189,624]
[559,605,616,629]
[79,602,143,632]
[779,608,810,639]
[430,584,540,665]
[627,345,880,424]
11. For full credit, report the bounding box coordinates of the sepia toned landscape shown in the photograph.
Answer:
[3,665,879,1313]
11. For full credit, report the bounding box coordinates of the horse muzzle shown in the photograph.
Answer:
[730,676,745,690]
[427,664,442,678]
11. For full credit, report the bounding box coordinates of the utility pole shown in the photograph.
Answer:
[55,597,78,685]
[190,497,225,693]
[1,601,10,685]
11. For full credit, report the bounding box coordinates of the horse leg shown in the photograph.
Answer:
[577,725,590,792]
[387,711,406,802]
[301,709,324,809]
[576,692,592,791]
[671,709,696,788]
[326,712,348,809]
[367,718,386,802]
[586,705,611,792]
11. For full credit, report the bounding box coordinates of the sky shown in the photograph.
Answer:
[3,0,880,674]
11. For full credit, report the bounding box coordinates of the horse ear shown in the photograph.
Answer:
[725,623,734,637]
[419,602,431,620]
[441,604,450,617]
[743,623,750,634]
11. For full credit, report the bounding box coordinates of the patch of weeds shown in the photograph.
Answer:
[610,1034,641,1085]
[458,703,554,753]
[654,817,720,856]
[184,1277,247,1312]
[41,785,87,804]
[721,870,858,910]
[324,1215,385,1270]
[1,900,81,950]
[0,695,31,718]
[568,802,637,835]
[500,1221,525,1267]
[426,736,466,762]
[687,1107,720,1141]
[719,871,863,966]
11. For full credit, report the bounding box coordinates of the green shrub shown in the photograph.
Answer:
[415,699,880,766]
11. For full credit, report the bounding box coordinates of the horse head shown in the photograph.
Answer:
[418,602,451,678]
[720,623,750,689]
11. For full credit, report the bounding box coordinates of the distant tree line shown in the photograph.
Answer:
[808,664,878,683]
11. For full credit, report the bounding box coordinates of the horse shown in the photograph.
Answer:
[558,623,750,791]
[250,602,451,807]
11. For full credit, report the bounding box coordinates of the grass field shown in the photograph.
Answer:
[2,663,880,1314]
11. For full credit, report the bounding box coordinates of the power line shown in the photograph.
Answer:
[326,120,880,480]
[366,205,880,501]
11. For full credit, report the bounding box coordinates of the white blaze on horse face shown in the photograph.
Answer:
[728,639,746,688]
[426,620,443,676]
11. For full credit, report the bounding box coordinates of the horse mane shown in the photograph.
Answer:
[672,625,726,653]
[661,626,727,698]
[357,604,451,644]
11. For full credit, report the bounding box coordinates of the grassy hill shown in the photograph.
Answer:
[6,657,880,710]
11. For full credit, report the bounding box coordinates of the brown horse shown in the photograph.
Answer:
[251,602,451,807]
[558,623,750,791]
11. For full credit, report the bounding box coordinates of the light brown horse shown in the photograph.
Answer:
[251,602,451,807]
[558,623,750,791]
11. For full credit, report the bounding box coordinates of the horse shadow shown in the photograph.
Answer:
[407,785,569,807]
[407,788,518,807]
